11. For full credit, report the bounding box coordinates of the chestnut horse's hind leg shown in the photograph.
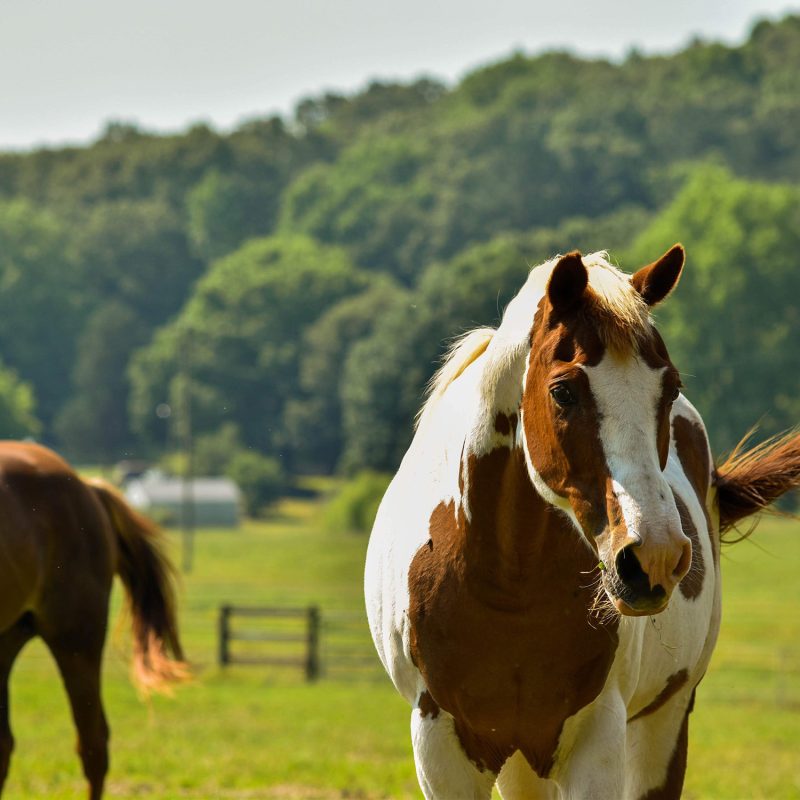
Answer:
[44,635,109,800]
[0,615,35,793]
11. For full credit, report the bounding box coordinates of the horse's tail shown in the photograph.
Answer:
[714,429,800,537]
[87,478,189,694]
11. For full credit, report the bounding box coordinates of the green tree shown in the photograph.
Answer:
[129,235,369,465]
[55,302,149,463]
[0,359,41,439]
[191,422,244,476]
[226,450,288,516]
[284,279,408,472]
[294,79,445,139]
[69,198,204,327]
[279,137,436,282]
[323,471,393,534]
[626,164,800,454]
[0,200,83,431]
[1,13,800,479]
[52,199,204,461]
[187,170,276,262]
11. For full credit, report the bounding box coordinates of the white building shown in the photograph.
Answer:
[125,472,241,528]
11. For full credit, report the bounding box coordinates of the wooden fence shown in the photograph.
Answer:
[217,605,382,681]
[320,610,385,680]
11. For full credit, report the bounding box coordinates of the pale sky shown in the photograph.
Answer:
[0,0,796,151]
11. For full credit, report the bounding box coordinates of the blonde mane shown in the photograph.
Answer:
[415,252,649,426]
[416,328,495,428]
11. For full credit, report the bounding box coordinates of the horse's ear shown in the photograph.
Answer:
[548,252,588,313]
[631,244,685,307]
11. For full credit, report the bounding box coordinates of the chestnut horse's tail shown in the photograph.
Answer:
[87,478,189,694]
[714,429,800,537]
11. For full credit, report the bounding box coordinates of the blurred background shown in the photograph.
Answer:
[0,2,798,798]
[1,0,799,485]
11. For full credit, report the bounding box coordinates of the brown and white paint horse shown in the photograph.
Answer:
[365,246,800,799]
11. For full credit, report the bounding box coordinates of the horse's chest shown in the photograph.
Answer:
[408,535,618,775]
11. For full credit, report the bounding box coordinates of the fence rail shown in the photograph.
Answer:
[321,610,384,680]
[218,605,383,681]
[218,604,321,680]
[217,604,800,691]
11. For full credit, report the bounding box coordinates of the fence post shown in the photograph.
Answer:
[306,606,320,681]
[219,605,231,667]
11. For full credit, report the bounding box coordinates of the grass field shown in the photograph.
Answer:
[1,494,798,799]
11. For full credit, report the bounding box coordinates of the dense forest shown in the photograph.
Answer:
[0,15,798,503]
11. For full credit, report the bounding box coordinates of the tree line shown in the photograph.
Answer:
[0,15,798,506]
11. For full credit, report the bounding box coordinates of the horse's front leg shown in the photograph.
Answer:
[550,693,627,800]
[411,703,496,800]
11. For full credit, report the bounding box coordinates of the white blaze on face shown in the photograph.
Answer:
[582,351,684,560]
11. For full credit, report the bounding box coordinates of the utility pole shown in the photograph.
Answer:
[181,327,195,574]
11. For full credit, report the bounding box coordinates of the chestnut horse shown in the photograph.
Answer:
[0,441,187,799]
[365,245,800,799]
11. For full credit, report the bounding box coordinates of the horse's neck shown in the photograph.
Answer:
[449,337,597,603]
[457,436,595,611]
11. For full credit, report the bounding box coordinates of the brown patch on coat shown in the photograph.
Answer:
[628,669,689,722]
[494,413,510,436]
[671,491,705,600]
[637,689,694,800]
[494,413,509,436]
[672,415,717,563]
[408,444,619,777]
[418,690,440,719]
[523,298,624,544]
[494,412,519,438]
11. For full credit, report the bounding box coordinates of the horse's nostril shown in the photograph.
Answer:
[614,545,666,608]
[615,545,647,590]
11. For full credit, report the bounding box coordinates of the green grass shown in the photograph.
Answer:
[1,500,798,799]
[682,523,800,799]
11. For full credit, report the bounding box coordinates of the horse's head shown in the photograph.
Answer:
[521,245,691,616]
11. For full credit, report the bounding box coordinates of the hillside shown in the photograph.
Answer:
[0,14,798,473]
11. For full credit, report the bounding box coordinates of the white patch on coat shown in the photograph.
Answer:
[412,704,496,800]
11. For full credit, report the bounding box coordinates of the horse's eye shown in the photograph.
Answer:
[670,386,681,403]
[550,383,576,407]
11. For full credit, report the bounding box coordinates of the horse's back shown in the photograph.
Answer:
[0,442,116,634]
